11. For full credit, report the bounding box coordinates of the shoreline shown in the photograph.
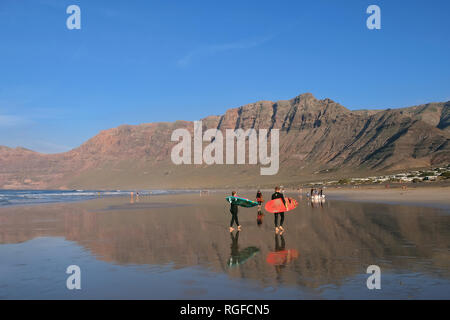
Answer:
[0,185,449,211]
[0,189,201,209]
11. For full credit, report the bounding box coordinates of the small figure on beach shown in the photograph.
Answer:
[256,189,264,226]
[272,186,288,234]
[256,189,263,212]
[229,191,241,232]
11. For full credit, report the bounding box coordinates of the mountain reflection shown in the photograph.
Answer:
[0,194,449,289]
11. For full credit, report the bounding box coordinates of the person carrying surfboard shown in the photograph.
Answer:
[272,186,288,233]
[229,191,241,232]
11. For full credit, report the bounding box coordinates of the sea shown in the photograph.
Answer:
[0,189,196,207]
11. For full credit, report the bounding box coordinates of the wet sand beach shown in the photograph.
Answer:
[0,192,449,299]
[325,185,450,210]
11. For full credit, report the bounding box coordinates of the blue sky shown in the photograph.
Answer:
[1,0,449,153]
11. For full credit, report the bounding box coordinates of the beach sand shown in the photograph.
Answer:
[324,185,450,209]
[0,190,449,299]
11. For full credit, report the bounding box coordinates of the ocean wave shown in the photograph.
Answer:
[0,189,197,207]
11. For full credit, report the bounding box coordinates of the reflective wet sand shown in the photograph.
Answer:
[0,192,449,299]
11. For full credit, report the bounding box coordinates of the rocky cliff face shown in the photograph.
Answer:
[0,93,449,189]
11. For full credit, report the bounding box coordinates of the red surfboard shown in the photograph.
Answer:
[265,197,298,213]
[266,249,299,265]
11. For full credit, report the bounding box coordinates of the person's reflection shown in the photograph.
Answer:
[227,232,260,268]
[310,198,325,209]
[257,211,264,226]
[266,234,299,278]
[228,231,240,266]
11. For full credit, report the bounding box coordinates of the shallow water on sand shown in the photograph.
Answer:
[0,192,449,299]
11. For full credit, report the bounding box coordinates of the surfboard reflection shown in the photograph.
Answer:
[227,232,260,268]
[266,234,299,266]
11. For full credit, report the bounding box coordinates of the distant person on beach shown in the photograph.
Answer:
[256,190,263,212]
[229,191,241,232]
[272,186,287,234]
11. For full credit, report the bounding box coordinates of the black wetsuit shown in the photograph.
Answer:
[229,198,239,227]
[272,192,286,227]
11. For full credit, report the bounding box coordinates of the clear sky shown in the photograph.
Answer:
[1,0,449,153]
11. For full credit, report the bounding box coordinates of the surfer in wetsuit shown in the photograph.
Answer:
[272,186,288,233]
[229,191,241,232]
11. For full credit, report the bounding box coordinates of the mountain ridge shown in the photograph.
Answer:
[1,93,449,189]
